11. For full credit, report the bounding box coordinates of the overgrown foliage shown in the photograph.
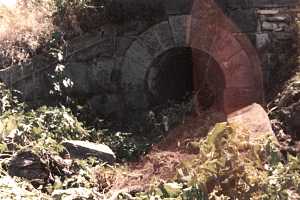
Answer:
[0,0,56,67]
[128,123,300,200]
[0,83,87,154]
[0,83,151,198]
[0,0,106,68]
[267,67,300,162]
[0,83,300,199]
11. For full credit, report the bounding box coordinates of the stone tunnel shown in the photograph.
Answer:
[0,0,298,121]
[121,0,265,115]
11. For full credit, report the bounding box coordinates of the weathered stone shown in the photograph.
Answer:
[275,22,289,32]
[108,0,165,22]
[268,0,298,6]
[64,62,91,95]
[138,28,163,57]
[228,9,257,32]
[153,21,176,51]
[210,29,243,62]
[121,39,154,92]
[124,84,149,110]
[87,94,123,116]
[225,0,293,9]
[256,33,270,49]
[89,59,116,92]
[115,36,135,56]
[223,0,250,9]
[274,32,294,40]
[266,15,290,22]
[121,55,151,86]
[257,9,279,15]
[8,151,50,183]
[70,37,115,62]
[228,103,274,141]
[222,51,255,88]
[126,40,154,65]
[62,140,116,163]
[164,0,193,15]
[223,87,263,114]
[262,21,278,31]
[168,15,190,47]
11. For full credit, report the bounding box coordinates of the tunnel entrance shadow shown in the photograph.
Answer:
[146,47,225,113]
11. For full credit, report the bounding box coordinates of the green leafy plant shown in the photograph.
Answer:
[131,123,300,200]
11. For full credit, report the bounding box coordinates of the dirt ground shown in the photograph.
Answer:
[105,110,225,195]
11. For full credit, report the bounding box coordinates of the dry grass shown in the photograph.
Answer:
[0,0,56,68]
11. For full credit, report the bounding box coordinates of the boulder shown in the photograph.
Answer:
[228,103,275,142]
[8,151,50,184]
[62,140,116,163]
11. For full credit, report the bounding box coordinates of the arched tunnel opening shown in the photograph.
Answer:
[146,47,193,107]
[146,47,225,112]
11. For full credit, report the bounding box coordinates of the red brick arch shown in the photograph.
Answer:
[190,0,264,114]
[121,0,264,115]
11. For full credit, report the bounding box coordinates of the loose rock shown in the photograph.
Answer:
[8,151,50,184]
[228,103,275,142]
[62,140,116,163]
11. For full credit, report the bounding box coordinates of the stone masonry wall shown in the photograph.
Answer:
[220,0,299,97]
[0,0,299,119]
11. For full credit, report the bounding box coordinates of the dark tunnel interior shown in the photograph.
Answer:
[146,47,225,111]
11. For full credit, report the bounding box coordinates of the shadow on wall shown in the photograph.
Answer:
[188,0,264,114]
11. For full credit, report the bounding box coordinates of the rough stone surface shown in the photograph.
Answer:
[256,33,270,49]
[228,103,274,139]
[87,94,123,117]
[257,9,279,15]
[64,62,91,95]
[262,21,278,31]
[164,0,193,15]
[89,59,117,92]
[8,151,50,183]
[0,0,298,119]
[256,6,298,91]
[62,140,116,163]
[265,15,290,22]
[228,8,257,32]
[168,15,190,47]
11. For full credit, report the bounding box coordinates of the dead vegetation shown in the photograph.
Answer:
[0,0,55,67]
[0,0,107,69]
